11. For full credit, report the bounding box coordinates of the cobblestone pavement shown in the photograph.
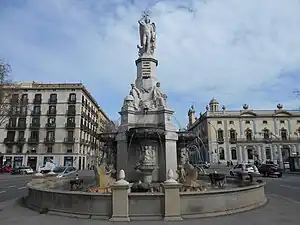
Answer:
[0,194,299,225]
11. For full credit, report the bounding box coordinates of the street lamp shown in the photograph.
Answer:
[208,121,219,167]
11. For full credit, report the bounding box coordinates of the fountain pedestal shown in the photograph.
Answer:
[139,165,155,183]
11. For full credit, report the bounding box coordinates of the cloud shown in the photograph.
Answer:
[1,0,300,127]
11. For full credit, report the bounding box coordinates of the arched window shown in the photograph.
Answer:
[245,128,252,141]
[229,129,236,141]
[231,148,237,160]
[217,129,224,141]
[262,128,269,139]
[219,147,225,160]
[265,148,271,160]
[247,148,254,160]
[281,128,287,140]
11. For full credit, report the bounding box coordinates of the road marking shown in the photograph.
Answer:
[18,186,27,190]
[279,184,300,190]
[0,190,6,194]
[269,194,300,205]
[7,185,16,188]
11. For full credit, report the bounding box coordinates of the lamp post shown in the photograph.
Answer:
[208,121,219,167]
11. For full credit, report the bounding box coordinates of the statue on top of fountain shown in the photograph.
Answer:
[137,11,156,57]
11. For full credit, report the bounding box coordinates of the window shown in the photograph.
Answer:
[19,106,27,115]
[18,131,25,139]
[33,105,41,113]
[48,117,55,124]
[229,129,236,140]
[229,121,234,124]
[280,120,285,124]
[217,121,222,124]
[245,129,252,140]
[30,131,39,139]
[50,93,57,101]
[245,120,250,124]
[32,117,40,125]
[49,105,56,113]
[297,120,300,124]
[46,131,55,140]
[67,148,73,153]
[247,148,254,160]
[9,118,17,126]
[67,131,74,139]
[47,146,53,153]
[6,131,15,140]
[281,128,287,140]
[263,120,268,124]
[231,148,237,160]
[10,106,18,115]
[263,128,269,139]
[21,94,28,102]
[67,117,75,123]
[68,105,76,112]
[34,94,42,102]
[219,148,225,160]
[18,118,26,127]
[217,129,224,140]
[82,96,85,104]
[69,93,76,101]
[11,94,19,104]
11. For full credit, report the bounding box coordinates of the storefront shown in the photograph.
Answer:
[27,156,37,170]
[4,156,12,167]
[0,155,3,166]
[64,156,74,166]
[43,156,54,166]
[13,156,23,168]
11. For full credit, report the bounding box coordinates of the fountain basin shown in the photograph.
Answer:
[25,177,267,220]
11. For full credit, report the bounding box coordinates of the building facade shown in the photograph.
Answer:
[187,98,300,165]
[0,82,110,170]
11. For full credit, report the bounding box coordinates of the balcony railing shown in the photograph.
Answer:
[16,123,27,130]
[30,123,40,129]
[45,123,56,129]
[66,110,76,116]
[65,122,76,129]
[33,98,42,104]
[6,124,17,130]
[64,137,75,144]
[68,98,76,104]
[28,137,39,144]
[44,138,55,144]
[4,138,15,145]
[31,111,41,116]
[237,137,300,143]
[48,98,57,104]
[217,138,224,144]
[47,110,57,116]
[16,137,26,145]
[229,138,237,144]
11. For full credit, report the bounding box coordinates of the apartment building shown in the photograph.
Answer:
[0,82,110,170]
[187,98,300,166]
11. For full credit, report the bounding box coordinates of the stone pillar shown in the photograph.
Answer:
[292,145,297,155]
[116,133,128,178]
[277,145,283,168]
[238,146,243,163]
[110,170,130,222]
[257,145,262,161]
[164,132,178,180]
[272,145,277,163]
[163,169,182,221]
[243,146,248,163]
[261,145,266,163]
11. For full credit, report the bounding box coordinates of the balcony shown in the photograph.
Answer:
[4,138,15,145]
[64,137,75,144]
[66,110,76,116]
[48,98,57,104]
[31,111,41,116]
[65,122,75,129]
[44,138,55,145]
[6,124,17,130]
[45,123,56,129]
[217,138,224,144]
[16,137,26,145]
[47,110,57,116]
[33,98,42,104]
[229,138,237,144]
[27,137,39,145]
[30,123,40,129]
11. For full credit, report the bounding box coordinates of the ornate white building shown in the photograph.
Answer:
[187,98,300,165]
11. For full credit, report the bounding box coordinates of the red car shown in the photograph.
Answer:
[0,166,11,173]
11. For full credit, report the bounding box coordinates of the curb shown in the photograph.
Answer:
[0,198,20,210]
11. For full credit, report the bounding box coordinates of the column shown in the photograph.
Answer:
[163,170,182,221]
[277,145,283,168]
[116,133,128,177]
[272,145,278,163]
[164,131,178,180]
[257,145,262,162]
[243,146,248,163]
[261,145,266,163]
[238,146,243,163]
[110,170,130,222]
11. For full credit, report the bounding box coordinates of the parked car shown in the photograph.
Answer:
[230,163,259,176]
[10,166,34,175]
[258,164,282,177]
[54,166,77,178]
[0,166,11,173]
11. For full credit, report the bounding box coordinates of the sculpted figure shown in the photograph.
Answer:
[152,82,167,107]
[129,83,141,109]
[141,145,156,165]
[137,13,156,56]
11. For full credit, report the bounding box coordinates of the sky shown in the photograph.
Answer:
[1,0,300,128]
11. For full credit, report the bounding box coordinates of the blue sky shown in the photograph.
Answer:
[1,0,300,128]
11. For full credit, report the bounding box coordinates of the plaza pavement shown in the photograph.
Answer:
[0,194,299,225]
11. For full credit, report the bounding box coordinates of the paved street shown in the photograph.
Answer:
[0,174,32,202]
[0,172,299,224]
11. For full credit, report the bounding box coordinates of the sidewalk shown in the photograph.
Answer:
[0,195,299,225]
